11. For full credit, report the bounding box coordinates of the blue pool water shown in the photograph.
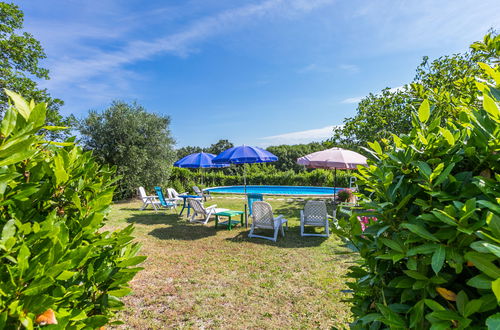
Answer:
[205,185,339,196]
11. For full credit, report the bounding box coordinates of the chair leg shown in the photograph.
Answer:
[300,221,304,237]
[273,226,279,242]
[325,221,330,237]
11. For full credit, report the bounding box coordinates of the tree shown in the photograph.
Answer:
[205,139,234,155]
[0,2,71,138]
[332,31,500,148]
[267,141,331,172]
[79,101,176,200]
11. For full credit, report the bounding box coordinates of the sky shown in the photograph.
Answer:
[15,0,500,148]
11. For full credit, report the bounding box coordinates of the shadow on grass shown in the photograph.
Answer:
[225,223,329,248]
[125,211,217,241]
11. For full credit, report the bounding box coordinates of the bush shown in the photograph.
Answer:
[168,166,352,193]
[0,91,144,328]
[334,64,500,328]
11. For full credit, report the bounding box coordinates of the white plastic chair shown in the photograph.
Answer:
[248,201,288,242]
[300,200,329,237]
[138,187,161,211]
[187,198,228,224]
[193,186,211,201]
[166,188,186,203]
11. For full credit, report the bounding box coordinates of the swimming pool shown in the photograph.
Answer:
[204,185,339,196]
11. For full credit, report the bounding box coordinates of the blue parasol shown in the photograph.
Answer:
[174,152,228,186]
[174,152,229,168]
[212,145,278,225]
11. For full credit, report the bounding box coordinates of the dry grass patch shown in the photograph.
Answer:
[106,197,353,329]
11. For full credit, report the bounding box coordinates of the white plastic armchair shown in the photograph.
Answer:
[248,201,288,242]
[193,186,211,201]
[166,188,187,203]
[138,186,161,211]
[187,198,228,224]
[300,200,329,237]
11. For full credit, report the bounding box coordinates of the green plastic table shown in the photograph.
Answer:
[215,210,244,230]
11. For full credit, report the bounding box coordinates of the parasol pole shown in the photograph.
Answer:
[333,167,338,205]
[244,163,248,227]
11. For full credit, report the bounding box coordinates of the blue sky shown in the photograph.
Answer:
[17,0,500,148]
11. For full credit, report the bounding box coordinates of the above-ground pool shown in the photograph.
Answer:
[204,185,339,196]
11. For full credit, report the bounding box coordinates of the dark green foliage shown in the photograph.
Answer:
[79,101,176,200]
[267,141,332,172]
[0,91,144,328]
[0,2,71,138]
[333,32,500,149]
[334,64,500,329]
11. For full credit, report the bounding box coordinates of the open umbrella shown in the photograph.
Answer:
[212,145,278,225]
[212,145,278,192]
[296,147,367,202]
[174,152,228,185]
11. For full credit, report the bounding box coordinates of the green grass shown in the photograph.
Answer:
[106,196,353,329]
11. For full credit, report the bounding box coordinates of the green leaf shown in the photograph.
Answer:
[380,238,404,253]
[29,103,46,128]
[439,128,455,146]
[1,219,16,240]
[116,256,147,268]
[0,107,17,137]
[465,252,500,278]
[403,270,428,280]
[424,299,445,311]
[377,303,406,328]
[456,291,468,316]
[432,245,446,274]
[108,287,132,297]
[464,299,483,317]
[492,278,500,303]
[368,141,383,155]
[486,313,500,330]
[407,243,438,256]
[53,154,68,185]
[431,210,457,226]
[467,274,492,289]
[416,161,432,179]
[483,242,500,258]
[483,93,500,118]
[4,89,31,120]
[418,99,430,123]
[401,223,439,242]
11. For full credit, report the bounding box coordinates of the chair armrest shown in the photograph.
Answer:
[206,204,217,209]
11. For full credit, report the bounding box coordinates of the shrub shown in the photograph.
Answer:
[334,64,500,328]
[0,91,144,328]
[337,189,353,203]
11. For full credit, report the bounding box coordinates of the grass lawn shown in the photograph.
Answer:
[105,196,353,329]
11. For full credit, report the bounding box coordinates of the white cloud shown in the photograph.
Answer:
[339,64,360,73]
[340,96,363,104]
[258,125,340,146]
[41,0,336,91]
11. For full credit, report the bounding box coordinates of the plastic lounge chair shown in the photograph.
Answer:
[300,200,329,237]
[248,201,288,242]
[154,187,177,211]
[166,188,186,203]
[187,198,228,224]
[193,186,211,201]
[138,186,161,210]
